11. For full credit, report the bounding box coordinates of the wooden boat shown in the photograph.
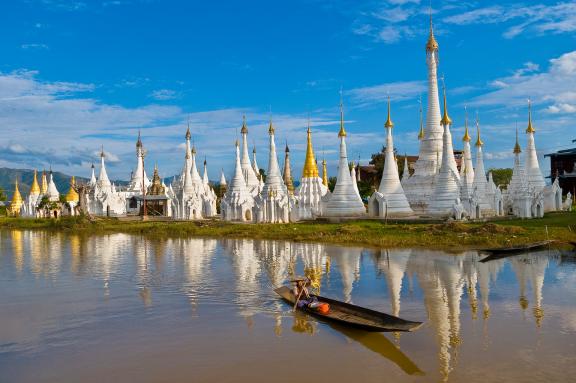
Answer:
[479,240,553,263]
[275,286,423,332]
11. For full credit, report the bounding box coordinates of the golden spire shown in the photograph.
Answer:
[425,7,439,52]
[513,125,522,154]
[385,96,394,128]
[338,89,346,137]
[526,99,535,133]
[302,119,320,178]
[418,97,424,140]
[40,170,48,194]
[65,176,79,203]
[30,169,41,195]
[475,115,483,147]
[268,117,275,134]
[136,129,143,148]
[240,115,248,134]
[185,120,191,140]
[462,106,471,142]
[440,80,452,126]
[322,159,328,186]
[9,179,23,216]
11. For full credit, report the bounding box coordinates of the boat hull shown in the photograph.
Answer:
[275,286,423,332]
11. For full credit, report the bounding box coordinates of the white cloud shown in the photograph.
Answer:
[0,69,346,181]
[469,50,576,115]
[347,80,426,105]
[444,2,576,38]
[149,89,178,100]
[21,44,49,51]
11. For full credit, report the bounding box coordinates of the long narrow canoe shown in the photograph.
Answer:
[479,240,553,263]
[275,286,423,332]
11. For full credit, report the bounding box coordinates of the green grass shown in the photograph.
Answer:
[0,212,575,250]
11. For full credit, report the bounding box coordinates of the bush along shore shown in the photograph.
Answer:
[0,212,575,251]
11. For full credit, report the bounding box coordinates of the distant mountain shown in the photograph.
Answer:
[0,167,125,200]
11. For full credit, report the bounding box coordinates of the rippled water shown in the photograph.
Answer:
[1,230,575,382]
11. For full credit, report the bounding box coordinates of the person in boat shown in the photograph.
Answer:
[292,278,311,301]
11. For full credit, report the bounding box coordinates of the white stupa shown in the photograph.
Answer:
[403,17,443,210]
[524,100,546,191]
[505,128,532,217]
[46,170,60,202]
[252,119,292,223]
[127,131,151,192]
[240,116,262,197]
[428,88,463,218]
[368,98,413,218]
[460,109,475,193]
[221,141,255,221]
[319,97,366,218]
[470,120,494,218]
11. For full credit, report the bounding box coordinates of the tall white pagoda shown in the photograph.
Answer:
[368,98,413,218]
[221,141,255,222]
[319,97,366,218]
[402,16,443,211]
[428,88,463,218]
[252,119,293,223]
[127,131,150,193]
[240,116,262,197]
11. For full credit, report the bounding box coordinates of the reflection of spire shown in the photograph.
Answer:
[417,261,452,381]
[11,230,24,273]
[510,256,530,311]
[463,252,479,319]
[528,252,548,327]
[379,249,411,343]
[331,247,362,303]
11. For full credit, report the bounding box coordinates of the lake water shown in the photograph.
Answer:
[1,230,575,383]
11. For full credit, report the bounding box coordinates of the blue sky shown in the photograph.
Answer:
[0,0,575,182]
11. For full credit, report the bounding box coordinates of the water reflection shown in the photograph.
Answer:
[0,230,574,383]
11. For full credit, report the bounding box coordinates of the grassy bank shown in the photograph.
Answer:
[1,212,575,250]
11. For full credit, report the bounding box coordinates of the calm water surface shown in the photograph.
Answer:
[1,230,575,382]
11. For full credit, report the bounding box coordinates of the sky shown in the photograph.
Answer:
[0,0,575,183]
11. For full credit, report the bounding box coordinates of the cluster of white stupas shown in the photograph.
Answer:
[9,17,570,221]
[13,127,219,219]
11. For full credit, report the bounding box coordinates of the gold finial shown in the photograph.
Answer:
[235,139,239,148]
[526,99,535,133]
[30,169,40,195]
[322,159,328,186]
[40,170,48,194]
[241,115,248,134]
[462,106,471,142]
[513,125,522,154]
[338,89,346,137]
[425,6,439,52]
[519,296,529,310]
[191,138,196,155]
[136,129,143,148]
[268,117,275,134]
[440,79,452,126]
[302,118,319,178]
[475,114,483,147]
[65,176,79,203]
[9,179,23,216]
[185,119,191,140]
[418,96,424,140]
[385,96,394,128]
